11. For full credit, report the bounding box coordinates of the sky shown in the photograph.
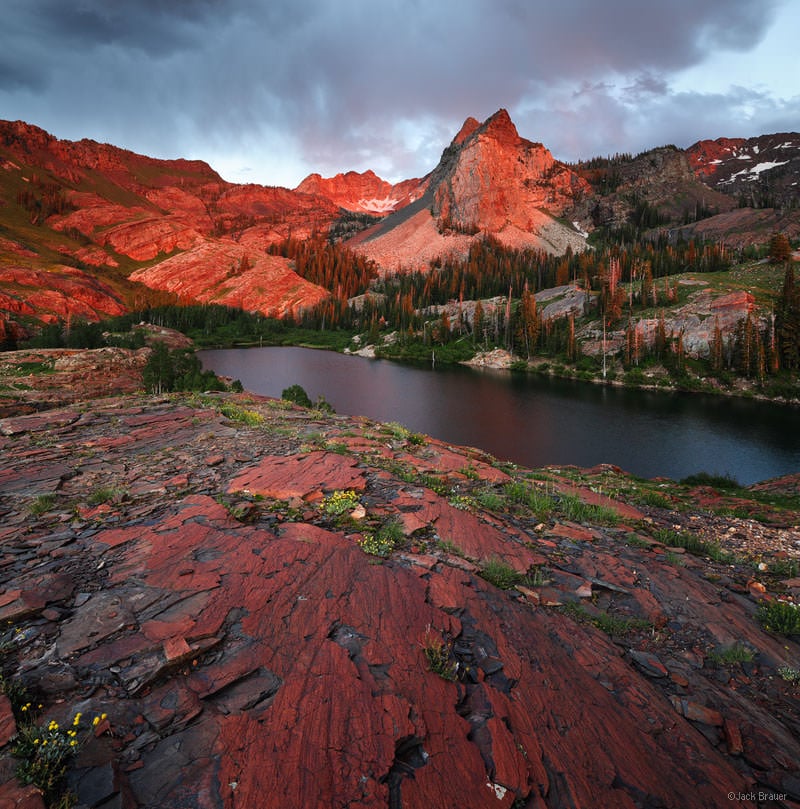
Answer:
[1,0,798,188]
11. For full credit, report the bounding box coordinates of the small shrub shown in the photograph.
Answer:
[281,384,313,408]
[680,471,742,491]
[475,487,505,511]
[436,539,465,557]
[526,566,549,586]
[421,628,458,681]
[558,603,651,635]
[13,710,107,805]
[778,666,800,684]
[448,494,477,511]
[625,533,650,548]
[219,403,265,425]
[592,611,651,636]
[28,494,56,516]
[652,528,736,564]
[558,494,618,524]
[479,557,523,590]
[638,489,672,508]
[768,558,800,578]
[757,600,800,636]
[312,394,335,414]
[504,481,554,518]
[319,489,360,517]
[417,473,450,496]
[708,642,755,665]
[358,519,404,558]
[87,486,125,506]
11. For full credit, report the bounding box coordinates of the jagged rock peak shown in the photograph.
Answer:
[476,108,520,143]
[453,116,481,145]
[451,109,521,149]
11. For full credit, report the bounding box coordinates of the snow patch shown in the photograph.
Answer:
[720,160,789,183]
[572,221,589,238]
[357,196,400,213]
[750,160,789,174]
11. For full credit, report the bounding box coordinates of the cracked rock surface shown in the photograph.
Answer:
[0,391,799,808]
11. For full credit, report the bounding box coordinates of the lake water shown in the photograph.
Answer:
[200,346,800,485]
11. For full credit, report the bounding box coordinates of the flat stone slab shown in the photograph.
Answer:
[228,451,366,499]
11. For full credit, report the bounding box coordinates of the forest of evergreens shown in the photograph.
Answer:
[11,224,800,398]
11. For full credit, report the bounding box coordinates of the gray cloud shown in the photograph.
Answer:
[0,0,795,184]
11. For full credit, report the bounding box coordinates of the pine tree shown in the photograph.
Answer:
[710,318,724,374]
[566,315,577,363]
[777,265,800,370]
[473,300,485,348]
[518,288,539,358]
[768,232,792,264]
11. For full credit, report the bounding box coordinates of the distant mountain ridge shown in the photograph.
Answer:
[295,169,427,214]
[686,132,800,208]
[1,113,799,339]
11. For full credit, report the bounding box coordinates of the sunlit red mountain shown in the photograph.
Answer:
[1,111,799,339]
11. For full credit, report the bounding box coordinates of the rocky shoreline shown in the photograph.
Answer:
[0,353,798,807]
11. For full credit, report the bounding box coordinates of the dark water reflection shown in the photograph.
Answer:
[200,346,800,485]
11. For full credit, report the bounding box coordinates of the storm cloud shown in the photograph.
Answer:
[1,0,797,185]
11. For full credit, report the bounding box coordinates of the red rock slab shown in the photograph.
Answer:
[227,451,366,499]
[56,491,755,809]
[0,409,80,436]
[0,590,21,609]
[0,459,74,494]
[163,636,193,663]
[0,695,15,747]
[670,696,724,727]
[142,616,198,644]
[550,477,645,522]
[398,439,511,483]
[0,782,47,809]
[120,408,213,429]
[95,526,143,549]
[393,488,545,572]
[0,574,73,621]
[549,521,602,542]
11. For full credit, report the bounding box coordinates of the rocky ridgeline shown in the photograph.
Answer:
[0,375,799,807]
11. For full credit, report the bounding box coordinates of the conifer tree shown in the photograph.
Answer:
[768,232,792,264]
[777,264,800,370]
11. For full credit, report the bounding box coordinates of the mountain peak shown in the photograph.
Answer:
[478,108,519,143]
[453,116,481,145]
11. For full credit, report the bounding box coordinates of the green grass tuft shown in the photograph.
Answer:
[757,600,800,636]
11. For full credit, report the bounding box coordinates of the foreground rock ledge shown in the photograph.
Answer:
[0,393,798,809]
